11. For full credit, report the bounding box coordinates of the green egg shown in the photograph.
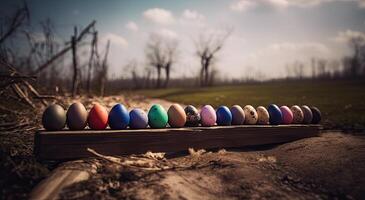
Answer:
[148,104,168,128]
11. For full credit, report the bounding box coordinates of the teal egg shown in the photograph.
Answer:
[148,104,168,128]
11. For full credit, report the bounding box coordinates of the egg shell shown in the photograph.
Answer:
[129,108,148,129]
[301,105,313,124]
[184,105,201,127]
[200,105,216,127]
[42,104,66,131]
[66,102,87,130]
[243,105,258,125]
[129,109,148,129]
[291,105,304,124]
[148,104,168,128]
[256,106,270,125]
[108,104,130,129]
[168,104,186,128]
[310,106,322,124]
[268,104,282,125]
[216,106,232,126]
[87,103,108,130]
[280,106,293,124]
[230,105,245,125]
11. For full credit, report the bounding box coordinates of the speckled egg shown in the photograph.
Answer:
[301,105,313,124]
[42,104,66,131]
[291,105,304,124]
[66,102,88,130]
[168,104,186,128]
[200,105,216,127]
[108,104,130,130]
[310,106,322,124]
[216,106,232,126]
[243,105,258,125]
[148,104,168,128]
[129,108,148,129]
[230,105,245,125]
[280,106,293,124]
[184,105,201,127]
[268,104,282,125]
[88,103,108,130]
[256,106,270,125]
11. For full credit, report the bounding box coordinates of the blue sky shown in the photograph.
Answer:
[2,0,365,79]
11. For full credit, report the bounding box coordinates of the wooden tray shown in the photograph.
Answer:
[34,125,322,161]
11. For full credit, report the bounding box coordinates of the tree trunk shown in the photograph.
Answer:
[164,64,170,88]
[71,27,78,97]
[156,66,161,88]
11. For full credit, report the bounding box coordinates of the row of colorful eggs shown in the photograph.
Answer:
[42,103,321,131]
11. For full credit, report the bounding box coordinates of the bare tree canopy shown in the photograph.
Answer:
[145,34,178,88]
[194,28,232,86]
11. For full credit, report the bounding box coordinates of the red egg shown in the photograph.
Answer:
[88,103,108,130]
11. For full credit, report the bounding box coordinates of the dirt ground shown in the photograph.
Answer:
[1,95,365,199]
[55,131,365,200]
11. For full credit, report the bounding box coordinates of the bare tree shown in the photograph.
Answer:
[71,27,79,96]
[0,2,29,45]
[347,36,365,78]
[194,29,232,87]
[145,34,178,88]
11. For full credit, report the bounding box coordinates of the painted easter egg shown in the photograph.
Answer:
[230,105,245,125]
[256,106,270,125]
[66,102,88,130]
[200,105,216,127]
[243,105,258,124]
[301,105,313,124]
[42,104,66,131]
[216,106,232,126]
[280,106,293,124]
[129,108,148,129]
[268,104,282,125]
[310,106,321,124]
[291,105,304,124]
[88,103,108,130]
[148,104,168,128]
[184,105,201,127]
[108,104,130,129]
[168,104,186,128]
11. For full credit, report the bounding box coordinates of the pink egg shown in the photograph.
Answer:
[280,106,293,124]
[200,105,216,127]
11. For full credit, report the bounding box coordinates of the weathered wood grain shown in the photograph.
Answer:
[34,125,321,161]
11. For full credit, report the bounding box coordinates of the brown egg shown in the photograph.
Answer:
[66,102,88,130]
[168,104,186,128]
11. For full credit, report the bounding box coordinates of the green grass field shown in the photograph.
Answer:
[137,80,365,130]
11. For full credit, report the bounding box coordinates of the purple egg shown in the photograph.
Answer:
[230,105,245,125]
[129,108,148,129]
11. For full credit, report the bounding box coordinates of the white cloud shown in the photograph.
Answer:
[143,8,175,25]
[182,9,205,21]
[230,0,257,11]
[230,0,365,12]
[125,21,139,31]
[332,30,365,43]
[152,28,178,40]
[102,33,128,48]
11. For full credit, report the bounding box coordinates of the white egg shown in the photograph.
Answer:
[243,105,258,124]
[256,106,270,125]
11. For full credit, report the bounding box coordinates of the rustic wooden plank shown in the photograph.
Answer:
[34,125,321,161]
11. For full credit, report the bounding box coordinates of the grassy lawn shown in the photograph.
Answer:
[136,80,365,130]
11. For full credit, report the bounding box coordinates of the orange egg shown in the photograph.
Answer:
[87,103,108,130]
[168,104,186,128]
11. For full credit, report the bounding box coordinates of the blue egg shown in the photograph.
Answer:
[108,104,130,129]
[129,108,148,129]
[216,106,232,126]
[268,104,282,125]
